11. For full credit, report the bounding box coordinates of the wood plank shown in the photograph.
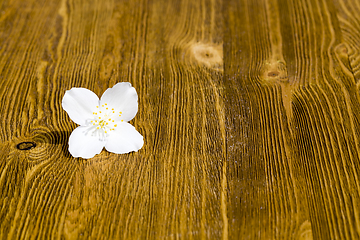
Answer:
[224,0,360,239]
[223,0,308,239]
[1,0,360,239]
[0,0,227,239]
[281,0,360,238]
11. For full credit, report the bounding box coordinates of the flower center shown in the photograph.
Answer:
[85,103,124,140]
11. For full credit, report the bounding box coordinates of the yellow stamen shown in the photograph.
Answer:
[114,124,117,127]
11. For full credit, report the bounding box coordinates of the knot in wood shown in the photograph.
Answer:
[335,43,349,56]
[189,42,223,71]
[261,60,288,82]
[17,142,36,150]
[267,71,280,77]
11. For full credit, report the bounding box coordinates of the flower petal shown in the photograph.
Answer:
[105,122,144,154]
[68,126,106,159]
[62,88,100,125]
[100,82,138,122]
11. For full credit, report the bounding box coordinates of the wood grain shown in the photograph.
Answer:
[1,0,360,239]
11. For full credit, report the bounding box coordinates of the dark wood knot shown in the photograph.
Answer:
[261,60,288,82]
[17,142,36,150]
[268,71,280,77]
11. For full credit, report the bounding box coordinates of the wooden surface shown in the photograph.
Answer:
[1,0,360,239]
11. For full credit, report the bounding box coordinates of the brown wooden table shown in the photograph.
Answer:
[1,0,360,239]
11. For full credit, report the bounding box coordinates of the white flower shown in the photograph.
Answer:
[62,82,144,159]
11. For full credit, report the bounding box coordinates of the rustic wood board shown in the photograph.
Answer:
[1,0,360,239]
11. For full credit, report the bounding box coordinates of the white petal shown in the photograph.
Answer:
[100,82,138,122]
[68,126,106,159]
[62,88,100,125]
[105,122,144,154]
